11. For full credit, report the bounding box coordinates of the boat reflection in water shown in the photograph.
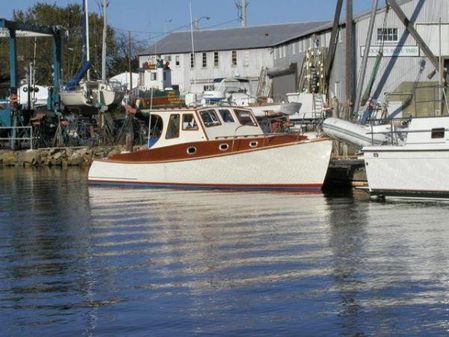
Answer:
[3,167,449,336]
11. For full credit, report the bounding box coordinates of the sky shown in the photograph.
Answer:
[3,0,375,42]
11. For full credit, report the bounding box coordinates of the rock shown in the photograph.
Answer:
[52,151,63,160]
[0,151,17,166]
[68,151,83,166]
[22,150,41,166]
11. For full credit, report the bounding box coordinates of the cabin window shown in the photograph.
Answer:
[214,51,219,67]
[431,128,445,139]
[190,53,195,68]
[234,109,257,126]
[377,28,398,42]
[200,109,221,127]
[202,53,207,68]
[166,114,180,139]
[218,109,235,123]
[203,85,214,91]
[231,50,237,66]
[182,114,198,130]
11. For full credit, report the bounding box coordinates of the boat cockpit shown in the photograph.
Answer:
[146,107,265,149]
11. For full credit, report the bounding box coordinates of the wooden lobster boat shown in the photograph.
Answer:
[88,106,332,190]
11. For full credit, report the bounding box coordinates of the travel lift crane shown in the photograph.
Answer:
[0,18,63,149]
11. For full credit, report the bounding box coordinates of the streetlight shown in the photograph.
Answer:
[193,16,210,30]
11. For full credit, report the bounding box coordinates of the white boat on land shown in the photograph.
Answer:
[88,106,333,190]
[363,116,449,199]
[60,80,123,110]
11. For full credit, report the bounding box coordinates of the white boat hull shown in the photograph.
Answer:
[88,139,333,190]
[60,90,92,107]
[364,145,449,198]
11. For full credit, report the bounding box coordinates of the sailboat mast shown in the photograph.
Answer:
[85,0,91,80]
[101,0,107,82]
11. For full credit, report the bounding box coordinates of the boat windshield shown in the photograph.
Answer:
[234,109,257,126]
[200,109,221,127]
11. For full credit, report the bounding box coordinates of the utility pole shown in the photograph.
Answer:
[128,30,132,91]
[101,0,107,82]
[345,0,354,119]
[236,0,248,27]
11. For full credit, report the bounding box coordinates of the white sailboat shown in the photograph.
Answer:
[59,0,123,111]
[363,116,449,199]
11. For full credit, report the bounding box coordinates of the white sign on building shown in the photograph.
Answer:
[361,45,420,57]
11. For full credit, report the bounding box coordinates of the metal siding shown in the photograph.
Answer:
[355,0,449,104]
[272,73,296,100]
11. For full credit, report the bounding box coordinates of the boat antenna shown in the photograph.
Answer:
[189,0,195,90]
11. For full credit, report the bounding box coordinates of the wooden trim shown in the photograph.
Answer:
[103,135,326,164]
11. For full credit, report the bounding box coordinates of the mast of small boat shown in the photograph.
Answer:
[101,0,107,82]
[84,0,91,81]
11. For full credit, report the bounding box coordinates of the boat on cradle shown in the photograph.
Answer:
[363,116,449,199]
[88,106,333,190]
[60,79,123,111]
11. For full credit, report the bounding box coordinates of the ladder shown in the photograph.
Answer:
[313,94,324,118]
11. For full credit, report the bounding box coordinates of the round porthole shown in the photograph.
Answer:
[219,143,229,151]
[186,146,197,155]
[249,141,258,148]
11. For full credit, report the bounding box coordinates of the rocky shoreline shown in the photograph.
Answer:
[0,146,145,168]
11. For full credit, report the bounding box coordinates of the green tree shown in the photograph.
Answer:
[0,2,146,88]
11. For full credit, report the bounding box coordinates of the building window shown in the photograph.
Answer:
[190,53,195,68]
[166,114,180,139]
[377,28,398,42]
[292,42,296,55]
[165,55,172,62]
[232,50,237,66]
[175,55,180,66]
[202,52,207,68]
[214,51,219,67]
[244,51,249,67]
[151,72,157,81]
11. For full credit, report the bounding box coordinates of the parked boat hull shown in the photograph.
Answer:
[88,139,333,190]
[364,145,449,199]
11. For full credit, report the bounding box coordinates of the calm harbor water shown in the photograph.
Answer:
[1,168,449,336]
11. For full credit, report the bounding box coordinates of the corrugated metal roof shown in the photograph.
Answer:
[141,21,330,55]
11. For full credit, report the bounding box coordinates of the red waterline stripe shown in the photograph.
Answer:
[88,179,322,190]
